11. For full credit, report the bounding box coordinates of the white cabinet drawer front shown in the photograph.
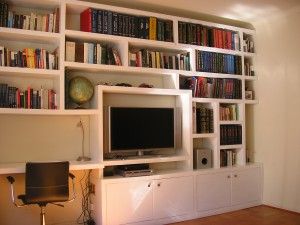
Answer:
[196,172,231,211]
[154,176,194,219]
[106,180,154,225]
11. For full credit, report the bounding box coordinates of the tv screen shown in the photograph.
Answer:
[109,107,175,152]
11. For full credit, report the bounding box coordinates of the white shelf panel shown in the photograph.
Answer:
[0,161,103,175]
[220,145,243,150]
[65,61,189,76]
[243,52,256,57]
[0,67,61,79]
[182,72,243,80]
[0,108,99,115]
[179,43,243,55]
[244,76,257,81]
[98,85,191,96]
[193,98,243,104]
[193,133,216,138]
[103,154,189,166]
[0,27,61,44]
[245,99,259,104]
[219,121,243,125]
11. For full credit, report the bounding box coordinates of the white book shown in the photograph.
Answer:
[84,43,89,63]
[37,15,42,31]
[96,44,102,64]
[49,54,54,70]
[0,46,4,66]
[48,13,54,32]
[42,16,47,32]
[65,41,75,62]
[172,55,176,70]
[42,49,47,69]
[227,151,233,166]
[30,13,36,30]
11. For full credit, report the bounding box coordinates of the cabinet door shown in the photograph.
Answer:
[231,167,262,205]
[106,180,154,225]
[153,176,194,219]
[196,172,231,211]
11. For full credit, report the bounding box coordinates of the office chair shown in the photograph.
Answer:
[6,161,76,225]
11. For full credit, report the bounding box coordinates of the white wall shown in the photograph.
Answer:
[250,7,300,212]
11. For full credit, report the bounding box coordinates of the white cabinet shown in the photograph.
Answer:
[106,179,154,225]
[104,175,194,225]
[196,171,231,211]
[231,167,262,205]
[154,176,194,219]
[195,166,262,212]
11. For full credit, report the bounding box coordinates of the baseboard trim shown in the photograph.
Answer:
[262,204,300,215]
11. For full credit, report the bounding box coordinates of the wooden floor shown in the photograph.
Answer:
[170,206,300,225]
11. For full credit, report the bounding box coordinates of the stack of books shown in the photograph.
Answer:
[244,60,255,76]
[80,8,173,42]
[178,21,240,50]
[129,50,190,70]
[220,150,237,167]
[243,36,254,53]
[0,46,59,70]
[0,2,59,33]
[220,104,239,121]
[180,77,242,99]
[65,41,122,66]
[195,50,242,75]
[220,125,242,145]
[0,83,57,109]
[192,106,214,133]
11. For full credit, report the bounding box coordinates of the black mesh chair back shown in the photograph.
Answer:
[25,161,69,205]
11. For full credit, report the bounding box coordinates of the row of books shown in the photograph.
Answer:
[129,50,190,71]
[178,21,240,50]
[244,61,255,76]
[180,77,242,99]
[243,37,254,53]
[0,3,59,33]
[0,84,57,109]
[220,150,237,167]
[196,50,242,75]
[80,8,173,42]
[0,46,59,70]
[220,125,242,145]
[192,106,214,134]
[65,41,122,66]
[220,104,239,121]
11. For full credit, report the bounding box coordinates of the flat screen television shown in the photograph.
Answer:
[109,107,175,154]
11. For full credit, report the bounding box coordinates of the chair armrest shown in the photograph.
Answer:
[6,176,25,208]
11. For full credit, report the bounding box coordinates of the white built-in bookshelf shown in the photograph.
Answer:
[0,1,262,224]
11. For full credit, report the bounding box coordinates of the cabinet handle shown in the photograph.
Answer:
[234,174,238,178]
[157,183,161,187]
[148,183,151,187]
[227,175,231,179]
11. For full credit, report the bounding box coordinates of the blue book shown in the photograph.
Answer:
[92,9,98,33]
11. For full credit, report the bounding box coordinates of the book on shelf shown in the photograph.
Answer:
[0,83,57,109]
[0,46,59,70]
[178,21,240,50]
[65,41,122,66]
[243,36,254,53]
[244,61,255,76]
[220,125,242,145]
[195,50,242,75]
[129,49,190,71]
[180,76,242,99]
[0,2,59,33]
[80,8,173,42]
[220,104,239,121]
[220,149,237,167]
[193,106,214,133]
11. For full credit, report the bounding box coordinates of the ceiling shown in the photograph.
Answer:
[91,0,300,28]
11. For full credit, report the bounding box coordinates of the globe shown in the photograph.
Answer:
[69,76,94,107]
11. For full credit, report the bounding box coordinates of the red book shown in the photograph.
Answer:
[227,31,232,50]
[218,30,223,49]
[80,8,92,32]
[222,30,226,49]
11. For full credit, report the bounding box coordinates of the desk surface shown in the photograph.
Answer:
[0,161,103,174]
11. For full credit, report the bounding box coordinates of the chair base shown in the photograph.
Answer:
[40,206,46,225]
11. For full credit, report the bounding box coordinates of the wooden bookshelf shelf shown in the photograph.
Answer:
[220,144,243,150]
[0,67,61,78]
[0,108,99,115]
